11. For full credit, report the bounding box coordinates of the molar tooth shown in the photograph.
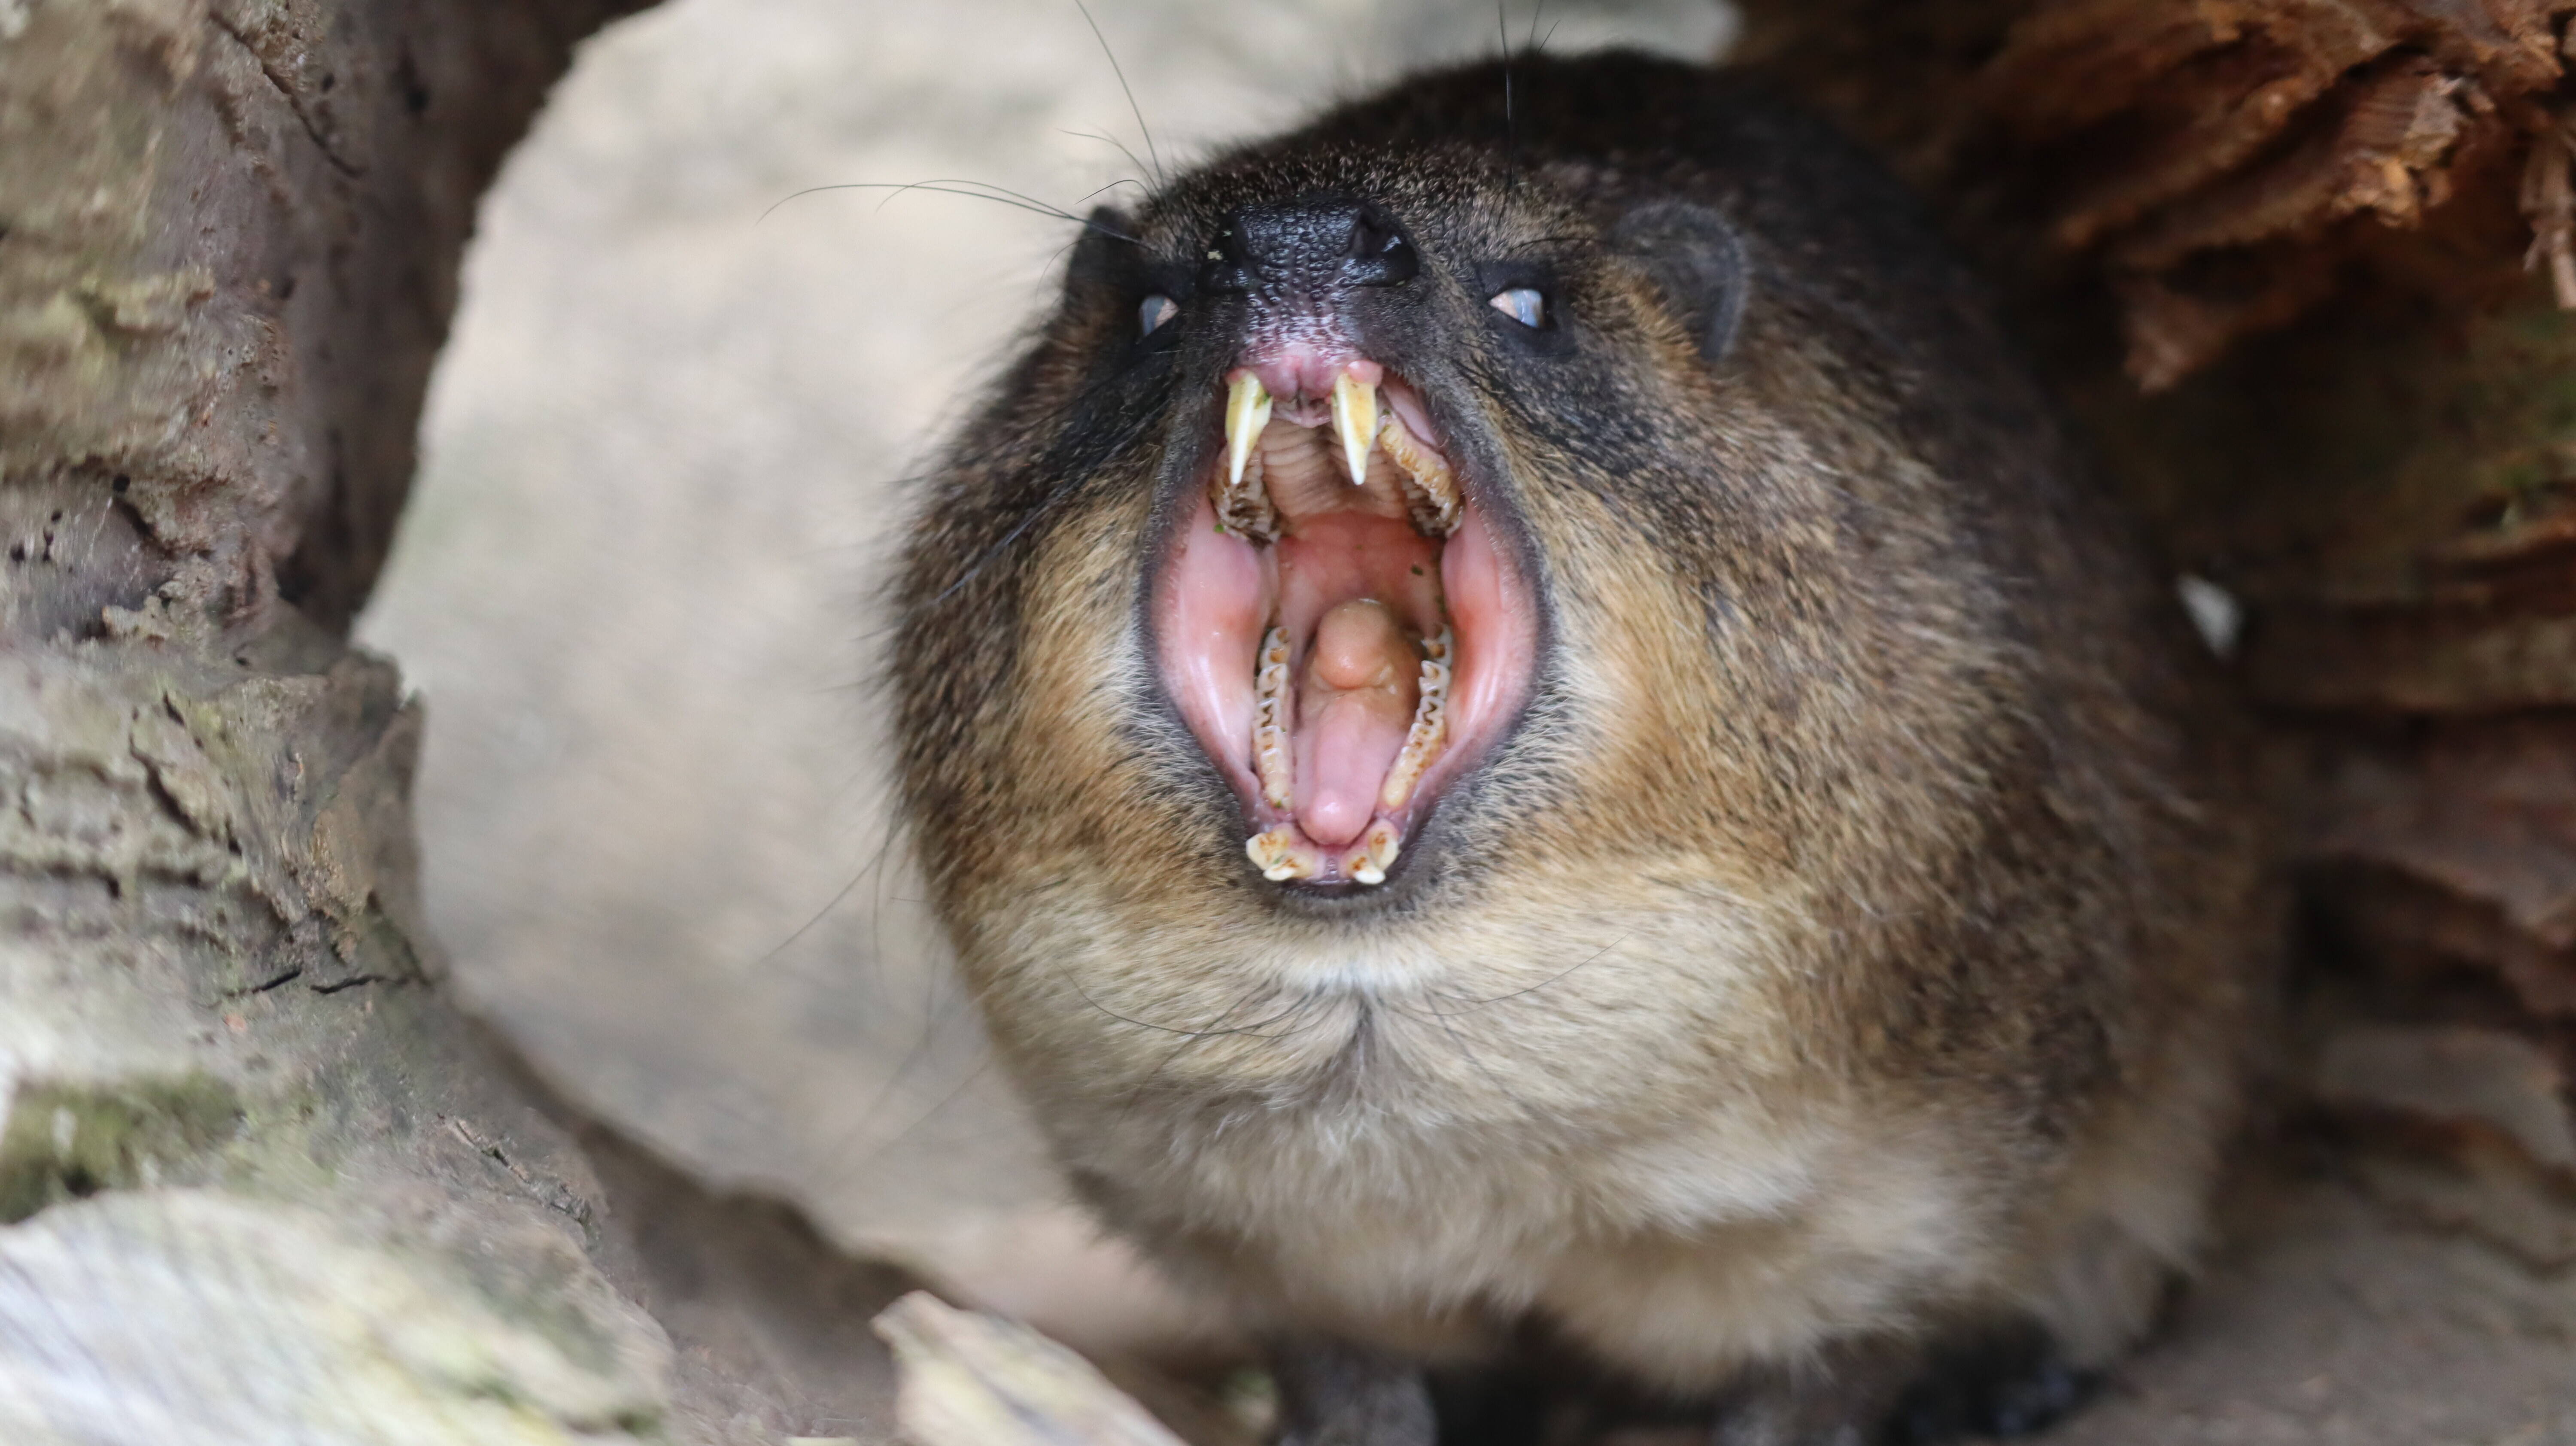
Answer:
[1212,447,1275,541]
[1246,827,1319,882]
[1226,371,1273,493]
[1349,820,1401,886]
[1378,627,1453,812]
[1252,626,1294,810]
[1379,410,1459,535]
[1331,371,1380,488]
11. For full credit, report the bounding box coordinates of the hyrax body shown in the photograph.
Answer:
[894,52,2263,1444]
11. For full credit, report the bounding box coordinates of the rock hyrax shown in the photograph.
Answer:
[893,50,2265,1444]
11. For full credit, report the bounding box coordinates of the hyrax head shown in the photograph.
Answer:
[898,51,2139,1015]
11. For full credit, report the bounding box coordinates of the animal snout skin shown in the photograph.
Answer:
[1206,195,1419,293]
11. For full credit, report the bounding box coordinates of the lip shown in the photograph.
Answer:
[1153,363,1539,893]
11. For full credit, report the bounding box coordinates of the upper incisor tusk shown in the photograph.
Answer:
[1331,371,1379,487]
[1227,372,1272,492]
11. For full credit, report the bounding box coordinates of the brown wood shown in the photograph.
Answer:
[1738,3,2576,1414]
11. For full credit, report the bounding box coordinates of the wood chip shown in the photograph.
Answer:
[874,1291,1191,1446]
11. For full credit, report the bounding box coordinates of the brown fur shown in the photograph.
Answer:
[894,52,2268,1441]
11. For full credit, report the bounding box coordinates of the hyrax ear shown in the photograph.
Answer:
[1609,200,1749,362]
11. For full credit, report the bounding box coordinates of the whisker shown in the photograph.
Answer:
[1072,176,1151,207]
[851,1056,1000,1169]
[1501,232,1603,255]
[924,475,1081,609]
[1061,128,1157,191]
[1072,0,1164,188]
[759,180,1140,242]
[1114,988,1328,1124]
[818,987,963,1178]
[1411,935,1627,1015]
[746,834,890,968]
[870,177,1139,231]
[1056,964,1315,1041]
[1386,993,1539,1120]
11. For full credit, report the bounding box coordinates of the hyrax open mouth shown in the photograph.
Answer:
[1158,358,1532,890]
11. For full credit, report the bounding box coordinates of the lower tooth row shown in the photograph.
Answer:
[1243,821,1396,887]
[1245,826,1319,882]
[1242,627,1452,888]
[1252,626,1294,810]
[1377,627,1452,813]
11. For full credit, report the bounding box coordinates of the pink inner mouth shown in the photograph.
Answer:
[1157,369,1535,887]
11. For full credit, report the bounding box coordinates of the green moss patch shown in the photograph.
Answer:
[0,1075,243,1223]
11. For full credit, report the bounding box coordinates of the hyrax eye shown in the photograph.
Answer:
[1139,294,1179,337]
[1488,287,1546,328]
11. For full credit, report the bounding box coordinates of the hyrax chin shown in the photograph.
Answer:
[893,50,2266,1446]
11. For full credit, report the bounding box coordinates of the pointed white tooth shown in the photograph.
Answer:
[1331,371,1379,487]
[1227,372,1272,493]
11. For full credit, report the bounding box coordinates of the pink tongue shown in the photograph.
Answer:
[1293,600,1420,848]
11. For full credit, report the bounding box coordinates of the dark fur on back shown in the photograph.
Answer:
[894,52,2266,1443]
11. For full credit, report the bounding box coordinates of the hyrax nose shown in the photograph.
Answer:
[1208,197,1419,295]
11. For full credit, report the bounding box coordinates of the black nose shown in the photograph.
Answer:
[1204,197,1419,294]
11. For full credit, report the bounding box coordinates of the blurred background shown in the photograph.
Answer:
[357,0,1733,1348]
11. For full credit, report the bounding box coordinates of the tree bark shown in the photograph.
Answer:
[0,2,912,1441]
[1739,1,2576,1431]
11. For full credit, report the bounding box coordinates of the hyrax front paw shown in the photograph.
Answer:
[1886,1323,2097,1443]
[1271,1341,1435,1446]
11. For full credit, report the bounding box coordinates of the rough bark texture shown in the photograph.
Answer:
[1741,1,2576,1437]
[1738,0,2576,388]
[0,1,910,1440]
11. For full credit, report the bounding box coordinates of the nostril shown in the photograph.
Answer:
[1201,222,1256,295]
[1224,197,1418,291]
[1344,203,1418,287]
